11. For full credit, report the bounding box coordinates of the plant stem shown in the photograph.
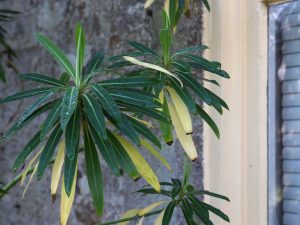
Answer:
[98,209,164,225]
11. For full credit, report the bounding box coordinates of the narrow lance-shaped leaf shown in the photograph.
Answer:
[65,105,81,160]
[82,94,107,139]
[75,24,85,85]
[107,131,140,180]
[40,100,62,140]
[162,200,177,225]
[114,134,160,192]
[51,140,65,203]
[89,125,120,176]
[99,76,159,88]
[64,143,78,196]
[138,201,167,216]
[0,87,53,104]
[166,86,193,134]
[196,105,220,139]
[60,87,78,130]
[181,198,196,225]
[159,91,173,145]
[167,101,198,160]
[84,124,104,216]
[92,84,122,122]
[17,90,55,126]
[19,73,67,87]
[13,131,42,171]
[84,50,105,76]
[60,166,77,225]
[35,34,76,81]
[123,56,183,87]
[37,124,63,179]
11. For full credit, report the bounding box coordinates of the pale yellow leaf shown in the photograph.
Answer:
[60,165,77,225]
[114,134,160,192]
[153,210,165,225]
[128,115,153,128]
[137,217,144,225]
[140,138,171,171]
[164,0,170,18]
[123,56,183,87]
[166,87,193,134]
[138,201,167,216]
[118,209,140,225]
[22,162,39,198]
[167,101,198,160]
[144,0,155,8]
[158,91,164,112]
[51,140,65,197]
[21,148,42,186]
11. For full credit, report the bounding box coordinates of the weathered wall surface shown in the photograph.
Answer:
[0,1,203,224]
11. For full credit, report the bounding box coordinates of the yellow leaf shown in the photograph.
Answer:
[128,115,153,128]
[137,217,144,225]
[158,91,164,112]
[166,87,193,134]
[140,138,171,171]
[123,56,183,87]
[138,201,167,216]
[154,210,165,225]
[21,148,42,186]
[60,165,77,225]
[118,209,140,225]
[51,140,65,201]
[22,162,39,198]
[167,102,198,160]
[114,134,160,192]
[144,0,155,8]
[164,0,170,18]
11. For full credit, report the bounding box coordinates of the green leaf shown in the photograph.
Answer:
[183,157,192,189]
[60,87,79,130]
[169,78,197,114]
[13,131,41,170]
[2,100,59,142]
[173,45,208,57]
[188,196,212,225]
[92,84,122,122]
[203,0,211,11]
[59,72,70,84]
[107,130,140,180]
[181,198,196,225]
[128,41,160,60]
[189,195,230,222]
[64,143,78,196]
[83,124,104,216]
[35,34,76,80]
[119,102,170,123]
[89,125,120,176]
[82,94,107,139]
[162,201,177,225]
[37,124,63,179]
[110,89,161,108]
[159,94,173,145]
[136,188,172,197]
[162,9,170,29]
[0,87,53,104]
[196,105,220,139]
[175,72,211,105]
[20,73,67,87]
[160,27,172,65]
[75,24,85,85]
[40,100,62,140]
[169,0,177,29]
[0,62,5,83]
[85,50,105,76]
[189,190,230,202]
[17,90,55,126]
[126,116,161,148]
[171,59,191,74]
[99,76,159,88]
[109,52,145,62]
[65,105,81,160]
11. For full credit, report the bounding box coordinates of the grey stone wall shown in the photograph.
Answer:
[0,1,203,224]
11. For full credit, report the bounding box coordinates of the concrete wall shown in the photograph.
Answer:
[0,1,203,224]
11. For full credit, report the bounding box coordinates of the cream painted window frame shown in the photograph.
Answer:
[202,1,268,225]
